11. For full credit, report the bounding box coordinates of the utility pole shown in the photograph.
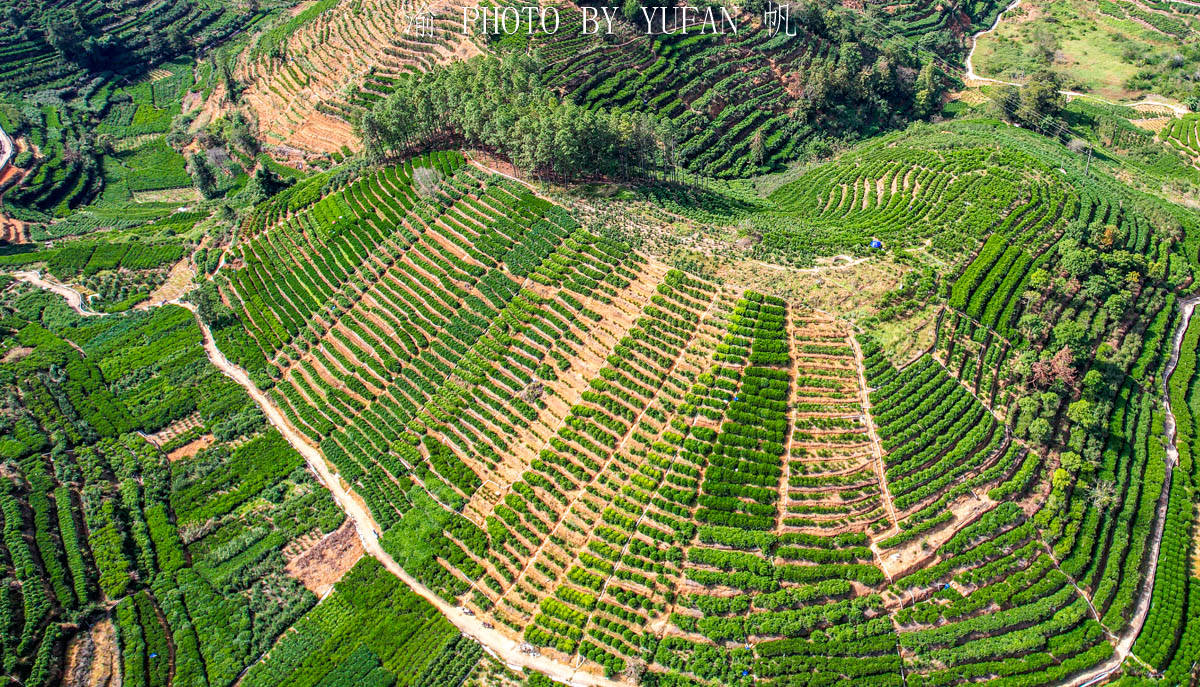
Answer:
[1084,146,1092,177]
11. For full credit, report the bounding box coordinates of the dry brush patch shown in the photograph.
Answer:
[285,519,366,596]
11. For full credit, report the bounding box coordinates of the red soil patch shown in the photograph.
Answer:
[284,519,364,597]
[166,435,215,462]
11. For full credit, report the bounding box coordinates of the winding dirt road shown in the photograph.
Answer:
[1161,295,1200,468]
[5,271,1198,686]
[172,300,628,687]
[1064,292,1200,687]
[963,0,1190,117]
[964,0,1023,85]
[11,271,101,316]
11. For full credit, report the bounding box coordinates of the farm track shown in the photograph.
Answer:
[11,270,101,316]
[6,269,1198,686]
[0,123,13,177]
[849,332,898,532]
[1063,292,1200,687]
[963,0,1191,116]
[963,0,1022,86]
[178,299,631,687]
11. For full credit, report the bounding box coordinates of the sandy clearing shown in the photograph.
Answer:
[166,435,215,462]
[63,619,119,687]
[285,519,364,597]
[1,345,33,362]
[133,188,202,203]
[138,256,197,310]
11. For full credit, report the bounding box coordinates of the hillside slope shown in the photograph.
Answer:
[189,120,1200,685]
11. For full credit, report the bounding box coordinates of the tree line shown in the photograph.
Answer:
[358,55,674,181]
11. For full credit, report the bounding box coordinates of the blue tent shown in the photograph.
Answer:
[869,239,883,249]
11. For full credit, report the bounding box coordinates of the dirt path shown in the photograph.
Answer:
[172,299,631,687]
[466,157,555,203]
[1161,294,1200,468]
[963,2,1191,117]
[11,271,101,316]
[8,270,1195,687]
[1062,292,1200,687]
[0,122,13,176]
[964,0,1023,86]
[777,305,801,532]
[849,331,898,532]
[754,254,874,274]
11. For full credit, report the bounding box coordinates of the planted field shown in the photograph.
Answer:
[531,6,929,178]
[3,55,1200,684]
[0,296,339,685]
[0,0,255,94]
[0,57,205,230]
[192,125,1200,684]
[872,0,1009,38]
[1,103,101,220]
[750,122,1081,266]
[1162,114,1200,160]
[1,0,1199,678]
[0,277,503,687]
[240,557,457,687]
[1134,300,1200,681]
[782,315,889,534]
[225,0,984,172]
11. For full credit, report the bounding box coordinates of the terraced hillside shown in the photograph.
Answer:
[3,0,1200,682]
[867,0,1009,41]
[191,119,1200,685]
[232,0,477,153]
[0,58,202,225]
[224,0,1010,175]
[528,5,930,178]
[525,0,1015,178]
[1162,113,1200,161]
[0,0,260,93]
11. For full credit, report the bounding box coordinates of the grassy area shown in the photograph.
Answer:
[971,0,1195,100]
